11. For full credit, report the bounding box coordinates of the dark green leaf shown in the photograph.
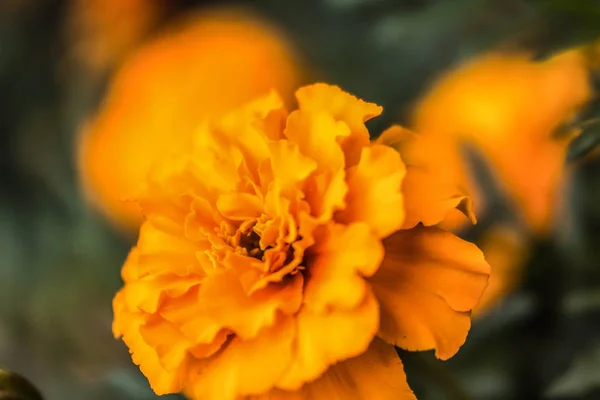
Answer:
[545,341,600,398]
[521,0,600,60]
[567,124,600,162]
[0,369,43,400]
[573,100,600,128]
[532,30,600,61]
[554,98,600,138]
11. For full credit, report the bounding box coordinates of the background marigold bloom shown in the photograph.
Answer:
[112,83,490,399]
[407,50,593,315]
[66,0,166,73]
[78,8,302,231]
[410,49,593,235]
[473,226,529,313]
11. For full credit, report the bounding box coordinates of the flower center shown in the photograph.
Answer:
[238,228,265,260]
[227,217,302,277]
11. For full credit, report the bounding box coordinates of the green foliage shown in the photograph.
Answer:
[566,73,600,162]
[0,369,43,400]
[528,0,600,60]
[567,123,600,162]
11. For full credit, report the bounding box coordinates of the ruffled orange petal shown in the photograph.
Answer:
[303,223,383,312]
[295,84,382,131]
[377,125,475,229]
[134,222,204,278]
[184,197,224,243]
[295,83,383,167]
[254,338,416,400]
[185,315,296,400]
[401,165,476,229]
[211,91,284,177]
[283,109,350,221]
[197,269,304,339]
[254,107,289,141]
[139,315,194,373]
[336,144,405,238]
[370,226,490,360]
[158,288,227,350]
[137,144,219,218]
[216,192,263,220]
[276,288,379,390]
[303,168,348,223]
[113,291,188,395]
[267,140,318,192]
[122,275,201,315]
[188,130,245,196]
[284,109,350,172]
[119,249,202,315]
[185,95,284,200]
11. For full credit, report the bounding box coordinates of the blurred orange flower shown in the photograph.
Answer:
[473,226,529,313]
[112,84,490,399]
[67,0,166,73]
[409,49,593,313]
[411,49,593,234]
[78,8,303,231]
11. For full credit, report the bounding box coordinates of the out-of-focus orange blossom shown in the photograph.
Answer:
[112,83,490,399]
[411,49,593,235]
[409,49,594,314]
[78,8,303,232]
[473,226,529,314]
[67,0,167,73]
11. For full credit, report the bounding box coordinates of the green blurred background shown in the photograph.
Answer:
[1,0,600,399]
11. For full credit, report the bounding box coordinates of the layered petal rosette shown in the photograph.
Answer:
[113,84,490,399]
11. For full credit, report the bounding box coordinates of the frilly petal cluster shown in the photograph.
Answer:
[113,83,490,400]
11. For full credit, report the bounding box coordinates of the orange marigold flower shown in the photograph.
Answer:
[112,84,490,399]
[473,226,529,313]
[411,49,593,235]
[408,50,593,314]
[66,0,166,73]
[78,8,302,231]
